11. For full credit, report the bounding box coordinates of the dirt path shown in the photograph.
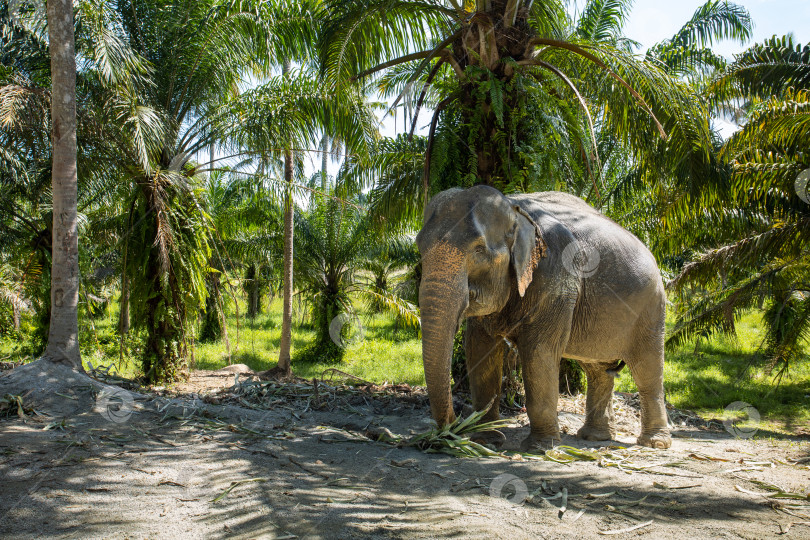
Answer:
[1,367,809,539]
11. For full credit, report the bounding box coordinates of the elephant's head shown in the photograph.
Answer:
[415,185,547,426]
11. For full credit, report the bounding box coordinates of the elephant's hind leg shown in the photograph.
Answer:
[626,316,671,449]
[577,362,617,442]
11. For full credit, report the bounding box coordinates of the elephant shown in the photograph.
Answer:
[415,185,671,450]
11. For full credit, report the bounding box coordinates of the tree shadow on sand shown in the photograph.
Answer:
[1,365,808,538]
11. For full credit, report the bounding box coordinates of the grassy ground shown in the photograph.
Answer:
[194,298,424,386]
[616,310,810,434]
[2,297,808,433]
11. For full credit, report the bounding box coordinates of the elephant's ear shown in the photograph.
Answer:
[511,205,548,297]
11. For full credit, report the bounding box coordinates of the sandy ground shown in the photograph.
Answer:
[1,364,809,539]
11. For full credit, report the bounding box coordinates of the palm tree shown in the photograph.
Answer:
[99,0,274,382]
[293,190,419,362]
[321,0,722,212]
[667,36,810,377]
[645,0,752,80]
[0,0,154,356]
[198,168,284,342]
[359,235,420,314]
[40,0,80,368]
[1,1,367,380]
[226,67,378,371]
[199,171,245,345]
[277,60,296,377]
[599,0,753,239]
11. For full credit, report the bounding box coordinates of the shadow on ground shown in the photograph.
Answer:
[1,367,808,539]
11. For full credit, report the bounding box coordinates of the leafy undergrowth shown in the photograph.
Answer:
[616,310,810,436]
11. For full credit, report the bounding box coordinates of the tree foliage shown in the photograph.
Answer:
[668,36,810,376]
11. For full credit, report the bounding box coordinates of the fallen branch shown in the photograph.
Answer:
[598,520,653,535]
[210,478,267,503]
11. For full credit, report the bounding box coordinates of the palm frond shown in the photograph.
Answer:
[708,35,810,102]
[574,0,634,45]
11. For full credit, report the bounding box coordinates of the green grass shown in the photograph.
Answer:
[2,297,808,434]
[194,298,425,385]
[615,310,810,434]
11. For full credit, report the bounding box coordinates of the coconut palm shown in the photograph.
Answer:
[1,0,158,356]
[667,36,810,376]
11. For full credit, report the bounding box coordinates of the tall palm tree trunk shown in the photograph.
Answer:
[118,277,130,336]
[277,60,294,376]
[321,134,329,190]
[43,0,81,369]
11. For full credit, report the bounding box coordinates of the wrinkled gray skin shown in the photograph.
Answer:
[416,185,670,450]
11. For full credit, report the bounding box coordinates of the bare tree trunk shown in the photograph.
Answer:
[277,59,294,376]
[119,277,130,336]
[43,0,81,369]
[321,134,328,191]
[249,279,260,317]
[12,303,20,332]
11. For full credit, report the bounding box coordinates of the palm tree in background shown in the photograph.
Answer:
[2,0,376,380]
[227,58,378,375]
[293,191,420,362]
[668,36,810,376]
[598,0,754,246]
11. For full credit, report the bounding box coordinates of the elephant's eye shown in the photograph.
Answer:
[474,245,485,255]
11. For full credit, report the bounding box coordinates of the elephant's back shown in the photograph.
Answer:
[508,192,652,261]
[508,191,663,298]
[510,193,665,360]
[509,191,619,231]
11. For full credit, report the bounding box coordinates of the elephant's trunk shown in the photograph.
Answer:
[419,243,468,428]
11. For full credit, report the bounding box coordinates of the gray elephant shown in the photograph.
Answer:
[415,185,670,449]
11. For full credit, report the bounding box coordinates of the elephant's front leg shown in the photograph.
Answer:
[464,319,506,447]
[519,339,564,450]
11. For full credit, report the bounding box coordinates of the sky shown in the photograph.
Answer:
[623,0,809,136]
[318,0,810,178]
[624,0,808,57]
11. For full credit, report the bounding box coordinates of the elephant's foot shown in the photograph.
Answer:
[470,429,506,449]
[637,430,671,449]
[577,423,616,442]
[520,433,561,453]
